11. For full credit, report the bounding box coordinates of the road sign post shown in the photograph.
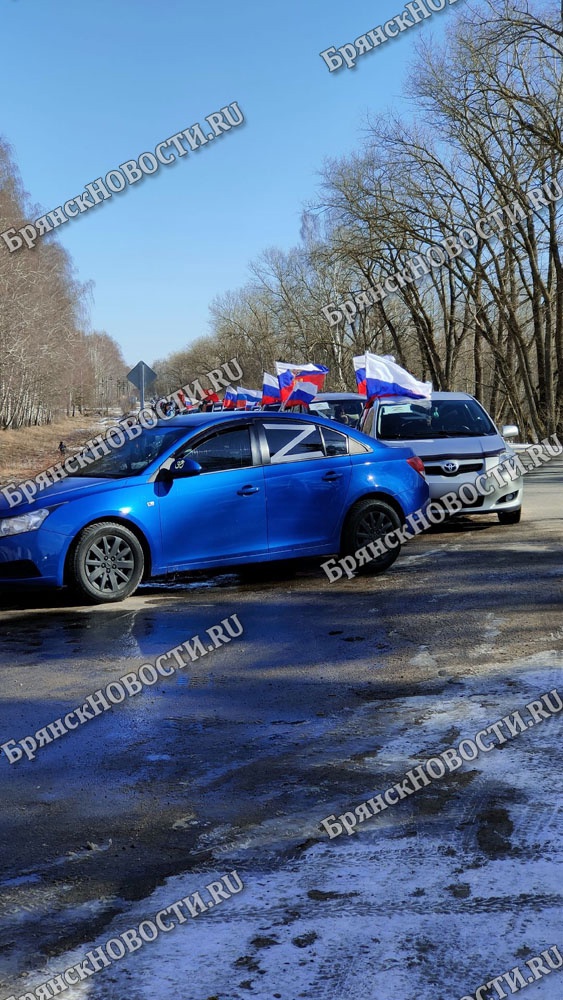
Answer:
[127,362,158,411]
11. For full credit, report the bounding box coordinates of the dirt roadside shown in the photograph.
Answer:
[0,417,103,489]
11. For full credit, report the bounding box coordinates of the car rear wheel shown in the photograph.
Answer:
[341,499,402,574]
[497,508,521,524]
[70,522,144,603]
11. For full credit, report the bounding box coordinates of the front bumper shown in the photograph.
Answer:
[0,529,68,587]
[426,464,523,515]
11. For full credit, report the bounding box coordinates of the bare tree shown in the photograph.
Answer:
[0,137,127,429]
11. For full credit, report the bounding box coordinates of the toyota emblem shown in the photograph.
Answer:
[442,460,459,474]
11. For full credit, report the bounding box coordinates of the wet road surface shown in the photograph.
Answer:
[0,459,561,998]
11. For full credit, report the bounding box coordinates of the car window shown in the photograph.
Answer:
[310,400,364,427]
[321,425,348,456]
[349,436,371,455]
[360,406,375,436]
[377,399,496,439]
[179,426,253,472]
[68,427,188,478]
[262,422,325,463]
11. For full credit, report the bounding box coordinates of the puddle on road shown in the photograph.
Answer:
[0,874,42,888]
[140,572,240,593]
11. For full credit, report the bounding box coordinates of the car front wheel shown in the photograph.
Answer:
[70,522,144,603]
[341,499,402,574]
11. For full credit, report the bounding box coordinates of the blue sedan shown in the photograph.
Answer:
[0,412,428,603]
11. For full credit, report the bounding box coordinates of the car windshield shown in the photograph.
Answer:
[309,400,364,427]
[68,426,188,478]
[377,399,497,440]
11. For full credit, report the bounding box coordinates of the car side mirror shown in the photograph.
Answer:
[502,425,519,439]
[159,458,202,480]
[170,457,202,477]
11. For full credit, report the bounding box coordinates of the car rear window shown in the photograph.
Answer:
[310,399,364,427]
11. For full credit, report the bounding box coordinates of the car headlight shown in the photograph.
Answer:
[486,450,512,469]
[0,509,50,536]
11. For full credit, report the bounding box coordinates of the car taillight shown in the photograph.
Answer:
[407,456,426,477]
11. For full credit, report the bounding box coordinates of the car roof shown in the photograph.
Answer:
[157,412,234,427]
[313,392,364,401]
[375,391,474,403]
[153,408,378,447]
[155,410,351,428]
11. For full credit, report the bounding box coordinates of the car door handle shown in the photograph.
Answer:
[322,471,343,482]
[237,485,260,496]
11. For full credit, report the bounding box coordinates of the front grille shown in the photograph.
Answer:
[425,461,484,476]
[434,493,485,513]
[460,494,484,509]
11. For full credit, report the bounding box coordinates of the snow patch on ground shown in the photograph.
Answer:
[5,657,562,1000]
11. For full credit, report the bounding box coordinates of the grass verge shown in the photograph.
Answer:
[0,417,103,488]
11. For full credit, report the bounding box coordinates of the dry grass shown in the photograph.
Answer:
[0,417,103,487]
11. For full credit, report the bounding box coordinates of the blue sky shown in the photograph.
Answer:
[1,0,455,368]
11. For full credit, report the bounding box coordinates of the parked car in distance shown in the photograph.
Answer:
[296,392,366,428]
[359,391,522,523]
[0,412,428,604]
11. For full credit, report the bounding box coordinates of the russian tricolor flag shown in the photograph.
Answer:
[353,363,367,396]
[353,353,432,401]
[277,369,295,402]
[275,362,329,389]
[223,386,237,410]
[236,387,262,409]
[275,362,329,401]
[261,372,282,406]
[283,381,318,408]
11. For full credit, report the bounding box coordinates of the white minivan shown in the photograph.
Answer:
[359,391,523,523]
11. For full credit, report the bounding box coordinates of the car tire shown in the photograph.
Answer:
[341,499,402,574]
[497,508,521,525]
[69,522,145,603]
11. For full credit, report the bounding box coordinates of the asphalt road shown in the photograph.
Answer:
[0,459,561,999]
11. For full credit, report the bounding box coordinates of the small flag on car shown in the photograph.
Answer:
[283,380,318,408]
[261,372,282,405]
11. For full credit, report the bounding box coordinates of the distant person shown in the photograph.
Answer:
[58,440,67,458]
[334,406,350,425]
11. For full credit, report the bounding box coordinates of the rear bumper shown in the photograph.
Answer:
[397,481,431,520]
